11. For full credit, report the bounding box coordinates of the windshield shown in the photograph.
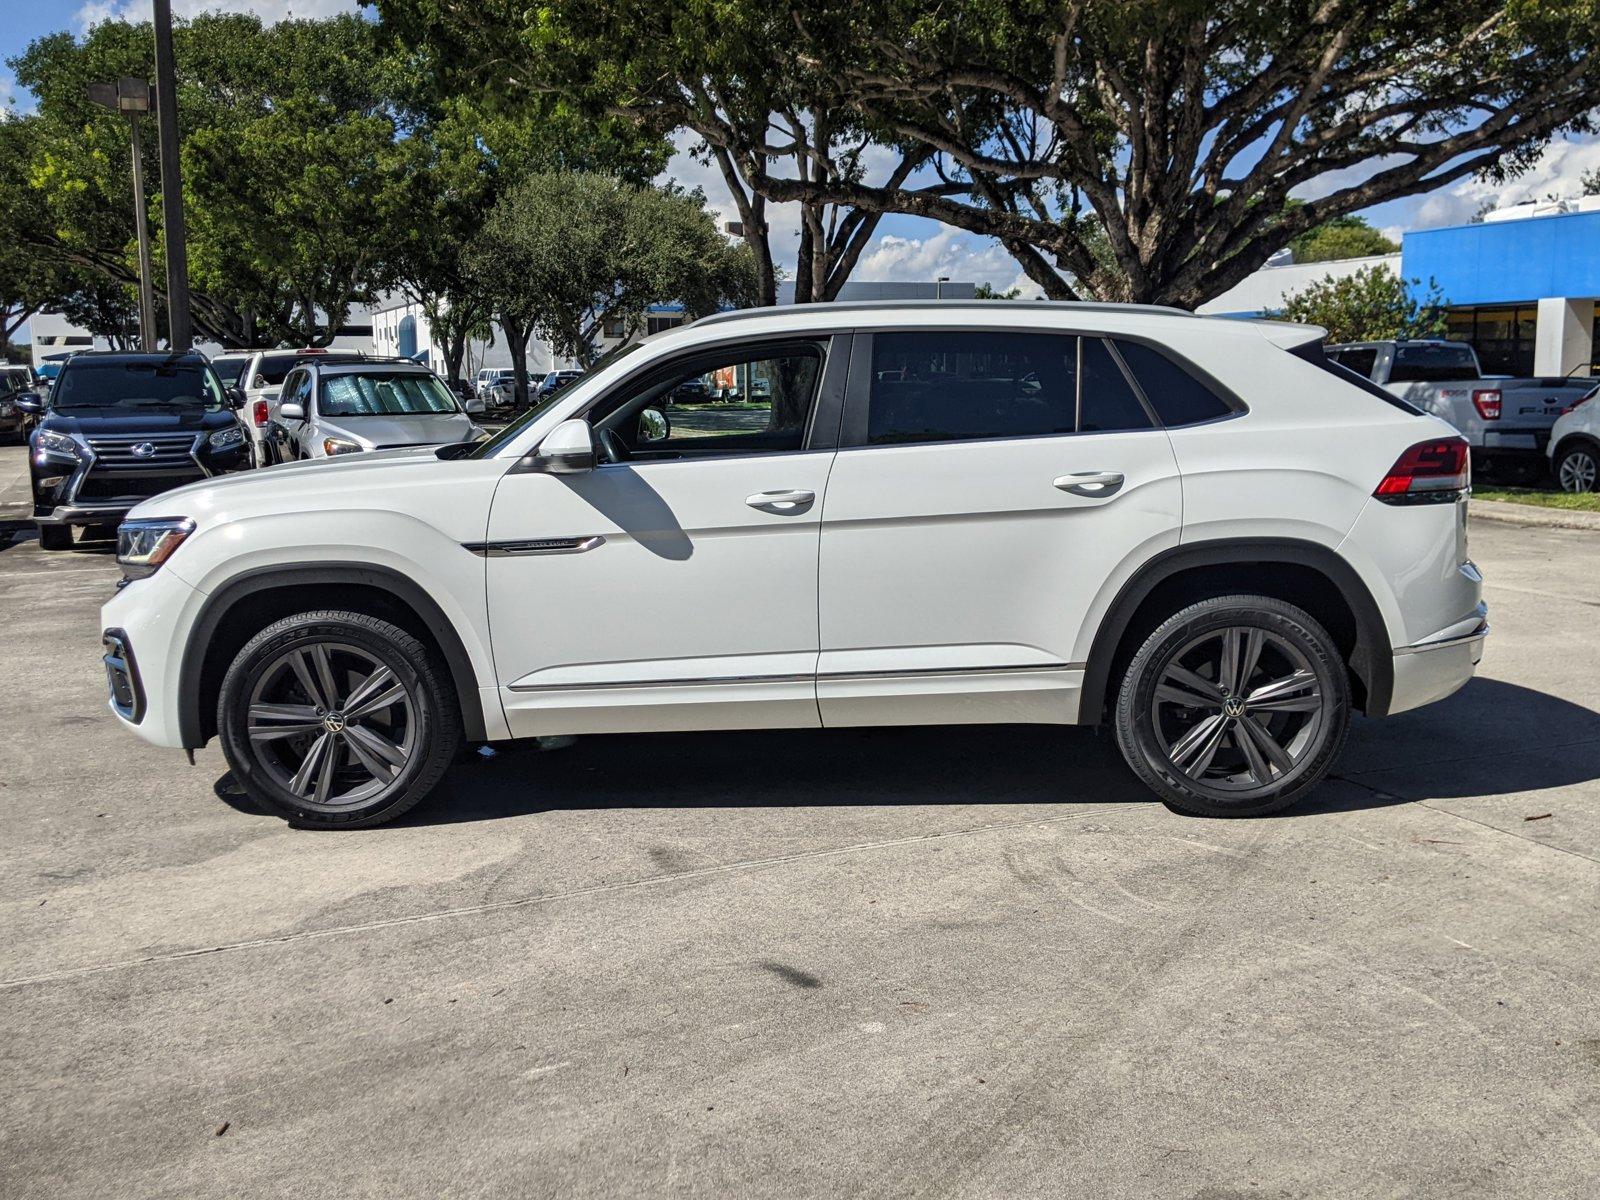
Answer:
[211,356,248,388]
[53,360,224,410]
[1391,344,1480,383]
[469,344,640,459]
[319,371,461,417]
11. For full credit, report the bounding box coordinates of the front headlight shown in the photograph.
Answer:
[208,425,244,450]
[116,517,196,580]
[36,429,81,458]
[322,437,363,456]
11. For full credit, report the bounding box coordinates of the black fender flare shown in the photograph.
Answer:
[178,562,489,749]
[1079,538,1394,722]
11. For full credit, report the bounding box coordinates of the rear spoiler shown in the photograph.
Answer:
[1231,318,1328,350]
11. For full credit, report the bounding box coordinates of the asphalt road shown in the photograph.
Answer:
[1,441,1598,1198]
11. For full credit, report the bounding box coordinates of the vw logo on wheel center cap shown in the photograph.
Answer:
[1223,697,1246,718]
[323,712,346,733]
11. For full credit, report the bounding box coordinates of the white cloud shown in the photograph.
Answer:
[856,228,1040,296]
[75,0,359,30]
[1407,135,1600,228]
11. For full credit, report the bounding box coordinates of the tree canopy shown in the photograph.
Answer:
[1290,216,1399,264]
[1280,266,1448,342]
[382,0,1600,307]
[467,172,754,384]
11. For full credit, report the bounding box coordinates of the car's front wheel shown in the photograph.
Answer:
[217,610,461,828]
[1113,595,1350,817]
[1555,441,1600,493]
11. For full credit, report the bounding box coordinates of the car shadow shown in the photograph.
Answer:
[1332,676,1600,802]
[208,677,1599,828]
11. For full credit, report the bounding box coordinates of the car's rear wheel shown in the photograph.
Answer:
[36,523,73,551]
[1555,441,1600,493]
[217,610,461,828]
[1113,595,1350,817]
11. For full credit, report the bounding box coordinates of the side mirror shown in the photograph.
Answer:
[637,406,670,443]
[279,401,306,421]
[225,386,245,410]
[530,417,595,474]
[13,392,44,415]
[465,396,486,415]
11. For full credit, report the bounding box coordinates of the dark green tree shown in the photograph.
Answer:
[1280,267,1448,342]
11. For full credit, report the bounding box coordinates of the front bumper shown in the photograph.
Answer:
[1387,602,1489,715]
[31,435,247,524]
[101,566,206,749]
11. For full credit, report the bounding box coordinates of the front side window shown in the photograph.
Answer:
[593,345,824,459]
[319,372,461,417]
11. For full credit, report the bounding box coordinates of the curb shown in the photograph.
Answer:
[1470,498,1600,533]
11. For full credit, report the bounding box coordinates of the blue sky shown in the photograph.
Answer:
[7,0,1599,298]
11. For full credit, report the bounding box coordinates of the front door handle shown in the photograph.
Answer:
[746,489,816,512]
[1054,471,1125,498]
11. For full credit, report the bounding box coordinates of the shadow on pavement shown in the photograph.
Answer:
[205,676,1597,828]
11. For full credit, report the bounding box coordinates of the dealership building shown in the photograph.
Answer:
[1199,198,1600,377]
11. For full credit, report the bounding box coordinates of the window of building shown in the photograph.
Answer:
[646,315,684,337]
[1446,305,1537,376]
[1114,340,1234,425]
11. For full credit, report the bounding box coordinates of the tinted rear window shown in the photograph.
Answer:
[1390,344,1479,383]
[1114,341,1234,425]
[868,330,1079,445]
[1080,339,1152,432]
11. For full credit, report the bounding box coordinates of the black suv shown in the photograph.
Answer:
[21,352,249,550]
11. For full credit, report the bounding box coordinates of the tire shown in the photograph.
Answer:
[1554,441,1600,494]
[36,524,73,551]
[1113,595,1350,818]
[216,610,462,828]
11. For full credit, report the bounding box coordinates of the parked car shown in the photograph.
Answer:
[101,302,1487,829]
[1326,339,1598,476]
[237,348,368,467]
[1543,380,1600,490]
[1,364,34,442]
[486,374,535,409]
[24,351,248,551]
[670,376,711,404]
[536,369,585,401]
[477,367,517,400]
[267,361,485,460]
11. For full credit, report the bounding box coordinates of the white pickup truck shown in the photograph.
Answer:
[1326,339,1598,477]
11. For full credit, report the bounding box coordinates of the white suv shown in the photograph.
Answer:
[101,302,1487,828]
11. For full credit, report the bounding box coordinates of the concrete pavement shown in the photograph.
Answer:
[1,441,1598,1198]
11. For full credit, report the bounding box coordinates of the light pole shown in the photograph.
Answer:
[87,77,157,351]
[151,0,191,352]
[936,275,950,300]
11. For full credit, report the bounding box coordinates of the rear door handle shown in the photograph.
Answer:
[1054,471,1125,498]
[746,489,816,512]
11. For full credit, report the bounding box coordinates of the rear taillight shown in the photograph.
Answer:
[1374,438,1470,505]
[1471,389,1501,420]
[252,400,269,427]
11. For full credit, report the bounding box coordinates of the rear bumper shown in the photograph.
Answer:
[1387,603,1488,715]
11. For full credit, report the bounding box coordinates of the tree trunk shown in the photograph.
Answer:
[499,310,532,408]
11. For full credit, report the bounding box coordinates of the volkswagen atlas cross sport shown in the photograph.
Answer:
[100,302,1487,829]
